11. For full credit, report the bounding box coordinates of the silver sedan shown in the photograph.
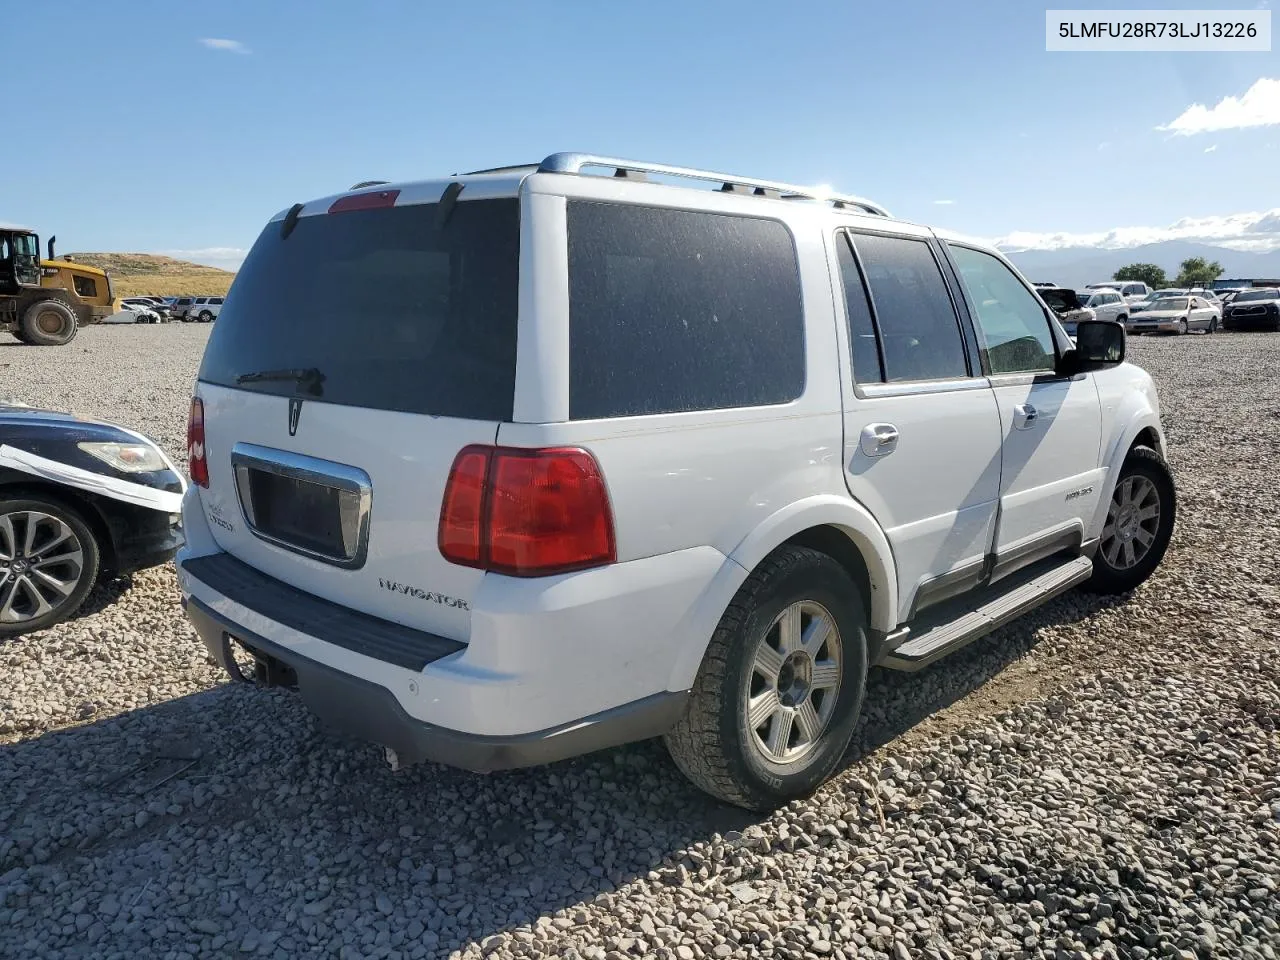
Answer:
[1126,296,1221,335]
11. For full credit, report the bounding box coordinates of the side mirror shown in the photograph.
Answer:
[1058,319,1125,376]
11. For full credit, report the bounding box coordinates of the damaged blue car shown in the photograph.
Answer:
[0,402,184,636]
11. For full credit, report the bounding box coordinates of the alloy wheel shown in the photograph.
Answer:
[744,600,843,765]
[0,511,86,624]
[1100,476,1161,570]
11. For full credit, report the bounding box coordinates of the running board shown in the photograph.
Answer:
[881,555,1094,671]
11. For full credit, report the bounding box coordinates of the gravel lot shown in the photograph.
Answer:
[1,324,1277,960]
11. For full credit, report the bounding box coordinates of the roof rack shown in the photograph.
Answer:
[349,180,390,190]
[535,152,890,217]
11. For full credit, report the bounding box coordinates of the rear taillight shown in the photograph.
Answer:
[187,397,209,488]
[439,446,615,577]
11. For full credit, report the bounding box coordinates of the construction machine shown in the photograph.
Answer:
[1,224,121,345]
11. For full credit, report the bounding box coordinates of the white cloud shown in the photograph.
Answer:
[1159,77,1280,135]
[1204,144,1218,153]
[994,208,1280,254]
[933,199,955,205]
[156,247,247,271]
[198,38,250,54]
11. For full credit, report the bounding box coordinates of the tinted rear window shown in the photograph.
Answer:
[566,201,804,419]
[199,199,519,420]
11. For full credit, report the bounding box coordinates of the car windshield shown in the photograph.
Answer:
[1152,298,1190,310]
[1234,289,1279,302]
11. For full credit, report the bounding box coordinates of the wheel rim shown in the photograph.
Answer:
[1100,476,1161,571]
[744,600,842,765]
[0,511,86,623]
[36,309,68,335]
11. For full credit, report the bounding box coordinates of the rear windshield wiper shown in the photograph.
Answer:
[235,367,326,396]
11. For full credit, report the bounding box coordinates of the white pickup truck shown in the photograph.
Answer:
[176,153,1175,810]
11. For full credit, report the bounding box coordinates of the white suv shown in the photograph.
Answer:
[189,296,223,322]
[177,153,1176,809]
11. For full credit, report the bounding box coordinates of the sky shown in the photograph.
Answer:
[3,0,1277,270]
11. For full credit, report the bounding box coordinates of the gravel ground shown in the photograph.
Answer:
[1,325,1277,960]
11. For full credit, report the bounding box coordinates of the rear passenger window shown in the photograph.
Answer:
[850,233,968,382]
[566,201,805,419]
[835,233,883,384]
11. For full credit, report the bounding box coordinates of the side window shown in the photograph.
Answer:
[849,233,968,382]
[834,232,883,384]
[73,275,97,298]
[566,201,805,419]
[948,244,1057,374]
[212,297,224,305]
[1109,293,1122,305]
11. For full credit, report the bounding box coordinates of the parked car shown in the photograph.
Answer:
[138,297,174,318]
[0,402,184,636]
[1221,287,1280,331]
[175,152,1175,809]
[1037,287,1095,335]
[1131,288,1188,315]
[102,304,161,324]
[190,297,223,323]
[1086,280,1150,303]
[172,297,196,321]
[1077,288,1129,324]
[1127,295,1220,335]
[121,297,169,322]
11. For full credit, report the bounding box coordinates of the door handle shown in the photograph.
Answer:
[860,423,899,457]
[1013,403,1039,429]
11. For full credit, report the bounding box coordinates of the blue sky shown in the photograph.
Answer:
[5,0,1277,268]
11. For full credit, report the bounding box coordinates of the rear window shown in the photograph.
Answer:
[199,198,519,420]
[566,201,804,419]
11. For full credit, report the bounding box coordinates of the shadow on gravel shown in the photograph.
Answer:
[0,588,1132,955]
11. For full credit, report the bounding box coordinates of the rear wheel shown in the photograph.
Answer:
[20,298,78,346]
[664,545,868,810]
[1208,316,1218,333]
[0,497,100,637]
[1084,446,1175,595]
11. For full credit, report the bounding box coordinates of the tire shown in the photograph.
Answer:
[1083,446,1175,596]
[198,310,213,323]
[0,496,101,638]
[1208,317,1218,334]
[664,545,869,810]
[1178,319,1188,336]
[1117,315,1127,326]
[20,298,78,346]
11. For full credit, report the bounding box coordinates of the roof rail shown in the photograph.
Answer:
[536,152,890,217]
[350,180,390,190]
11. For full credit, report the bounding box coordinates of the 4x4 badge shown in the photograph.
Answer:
[288,398,303,436]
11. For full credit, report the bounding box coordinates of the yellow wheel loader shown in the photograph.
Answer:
[1,224,121,345]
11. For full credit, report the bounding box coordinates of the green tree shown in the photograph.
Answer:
[1174,256,1223,287]
[1113,263,1167,289]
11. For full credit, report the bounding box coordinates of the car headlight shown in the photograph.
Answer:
[78,441,168,473]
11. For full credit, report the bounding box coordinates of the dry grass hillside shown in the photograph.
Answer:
[63,253,235,298]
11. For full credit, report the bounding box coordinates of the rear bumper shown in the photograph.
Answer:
[183,590,686,771]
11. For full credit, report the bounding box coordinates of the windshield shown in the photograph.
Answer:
[199,198,520,420]
[1234,288,1279,302]
[1152,298,1190,310]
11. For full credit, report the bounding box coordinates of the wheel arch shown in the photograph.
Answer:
[665,496,898,693]
[0,476,117,572]
[1087,412,1169,542]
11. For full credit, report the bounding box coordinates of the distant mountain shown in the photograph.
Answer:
[1005,242,1280,289]
[62,253,235,298]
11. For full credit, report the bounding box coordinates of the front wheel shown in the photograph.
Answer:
[0,497,101,637]
[20,298,78,346]
[1084,446,1175,595]
[1178,319,1188,335]
[664,545,868,810]
[198,311,213,323]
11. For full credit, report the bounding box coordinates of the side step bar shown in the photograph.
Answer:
[881,555,1094,671]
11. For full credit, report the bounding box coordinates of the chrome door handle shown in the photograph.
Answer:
[860,423,899,457]
[1013,403,1039,429]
